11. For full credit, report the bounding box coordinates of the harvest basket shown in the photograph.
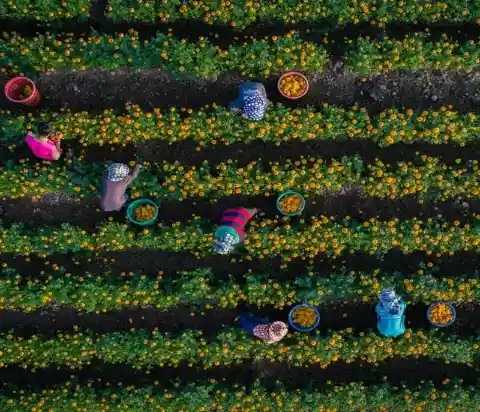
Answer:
[426,302,456,327]
[276,190,306,216]
[278,71,309,100]
[126,199,159,226]
[288,303,320,332]
[5,77,41,106]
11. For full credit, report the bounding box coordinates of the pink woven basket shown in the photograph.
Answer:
[278,71,309,100]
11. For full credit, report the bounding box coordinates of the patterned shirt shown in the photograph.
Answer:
[253,323,285,344]
[243,94,266,121]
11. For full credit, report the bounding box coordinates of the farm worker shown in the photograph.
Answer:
[229,81,271,121]
[100,163,142,212]
[239,314,288,344]
[376,289,406,338]
[25,122,63,161]
[213,207,259,254]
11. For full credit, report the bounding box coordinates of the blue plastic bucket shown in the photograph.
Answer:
[276,191,306,216]
[126,199,159,226]
[426,303,456,327]
[288,303,320,332]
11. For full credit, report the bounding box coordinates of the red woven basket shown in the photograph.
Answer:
[277,71,309,100]
[5,77,41,106]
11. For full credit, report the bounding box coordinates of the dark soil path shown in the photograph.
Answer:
[4,137,480,168]
[1,249,479,281]
[2,69,480,115]
[1,302,479,338]
[0,358,476,391]
[0,192,476,230]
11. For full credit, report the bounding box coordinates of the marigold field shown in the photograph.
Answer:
[1,1,480,411]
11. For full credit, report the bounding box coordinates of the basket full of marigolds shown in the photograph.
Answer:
[288,303,320,332]
[126,199,159,226]
[278,71,309,99]
[276,191,306,216]
[427,303,456,327]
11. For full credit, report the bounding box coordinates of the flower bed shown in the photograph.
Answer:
[1,31,479,76]
[0,217,478,259]
[106,0,480,28]
[2,104,477,147]
[0,32,327,77]
[2,267,479,312]
[1,156,479,202]
[1,380,479,411]
[0,0,90,20]
[0,328,477,369]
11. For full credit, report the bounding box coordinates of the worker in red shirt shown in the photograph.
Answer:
[213,207,260,254]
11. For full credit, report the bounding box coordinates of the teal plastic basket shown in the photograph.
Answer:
[288,303,320,332]
[276,191,306,216]
[126,199,159,226]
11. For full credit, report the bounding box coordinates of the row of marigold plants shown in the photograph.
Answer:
[106,0,480,29]
[2,31,480,76]
[1,156,479,202]
[0,327,478,369]
[1,217,479,259]
[0,266,478,312]
[2,103,478,147]
[0,0,89,20]
[0,380,477,411]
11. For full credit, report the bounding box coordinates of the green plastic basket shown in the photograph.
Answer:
[276,191,306,216]
[126,199,159,226]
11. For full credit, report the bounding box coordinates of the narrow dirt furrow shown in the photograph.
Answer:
[1,250,479,281]
[1,302,479,338]
[0,192,476,230]
[0,358,476,390]
[4,137,480,168]
[2,69,480,115]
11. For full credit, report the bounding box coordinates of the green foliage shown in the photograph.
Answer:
[106,0,480,29]
[2,104,478,147]
[0,31,327,77]
[0,328,477,370]
[0,267,479,312]
[0,217,479,260]
[2,380,480,411]
[0,0,90,20]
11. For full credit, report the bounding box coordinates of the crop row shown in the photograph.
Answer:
[0,328,478,370]
[106,0,480,28]
[0,0,89,20]
[3,104,478,147]
[0,380,477,411]
[2,156,479,202]
[1,217,479,260]
[0,266,478,312]
[2,31,480,76]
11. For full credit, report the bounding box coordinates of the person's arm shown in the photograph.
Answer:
[122,165,142,186]
[50,141,62,160]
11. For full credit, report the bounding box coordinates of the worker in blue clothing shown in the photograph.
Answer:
[376,289,406,337]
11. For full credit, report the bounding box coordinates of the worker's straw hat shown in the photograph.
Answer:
[108,163,130,182]
[268,321,288,340]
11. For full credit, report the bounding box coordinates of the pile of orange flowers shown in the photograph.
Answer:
[134,204,156,222]
[18,85,32,99]
[279,73,308,98]
[292,306,317,328]
[278,193,304,214]
[429,303,455,325]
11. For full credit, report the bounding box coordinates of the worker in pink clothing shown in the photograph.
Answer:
[25,122,63,161]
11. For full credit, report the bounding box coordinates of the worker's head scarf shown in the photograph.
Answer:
[107,163,130,182]
[243,92,266,121]
[380,289,401,315]
[213,232,239,255]
[268,321,288,340]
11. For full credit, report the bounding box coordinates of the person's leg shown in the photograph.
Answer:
[239,314,266,334]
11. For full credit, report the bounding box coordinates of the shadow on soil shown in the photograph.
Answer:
[2,69,480,116]
[0,192,477,230]
[1,301,480,338]
[0,358,477,391]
